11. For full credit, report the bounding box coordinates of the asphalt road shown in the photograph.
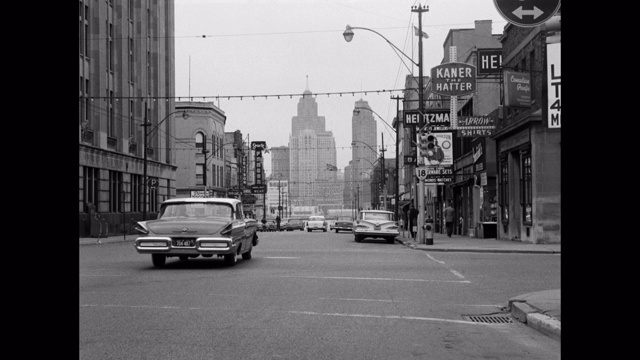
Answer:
[80,230,561,360]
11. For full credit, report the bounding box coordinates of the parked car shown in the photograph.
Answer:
[266,221,277,232]
[256,222,264,232]
[306,215,327,232]
[287,218,305,231]
[134,197,258,267]
[279,219,289,231]
[326,217,337,230]
[353,210,398,244]
[334,216,354,233]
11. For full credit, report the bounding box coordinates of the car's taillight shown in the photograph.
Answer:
[134,222,149,234]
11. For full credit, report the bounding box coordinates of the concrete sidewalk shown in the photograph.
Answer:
[80,230,560,341]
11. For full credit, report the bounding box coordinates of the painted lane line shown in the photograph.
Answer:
[263,257,300,259]
[425,253,445,264]
[287,311,487,325]
[449,269,466,280]
[273,275,470,283]
[423,253,468,282]
[319,297,409,303]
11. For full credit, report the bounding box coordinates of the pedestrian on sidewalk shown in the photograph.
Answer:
[444,201,455,237]
[275,215,281,231]
[409,203,418,239]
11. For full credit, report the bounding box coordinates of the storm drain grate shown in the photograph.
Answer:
[464,315,513,324]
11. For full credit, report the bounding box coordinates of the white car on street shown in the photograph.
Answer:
[306,215,327,232]
[353,210,399,243]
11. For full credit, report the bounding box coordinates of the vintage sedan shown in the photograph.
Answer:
[353,210,399,244]
[306,215,327,232]
[134,198,258,268]
[287,218,305,231]
[334,216,354,233]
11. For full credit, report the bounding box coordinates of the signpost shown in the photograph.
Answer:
[493,0,561,27]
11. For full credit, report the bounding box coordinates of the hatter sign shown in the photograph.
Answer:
[430,62,477,97]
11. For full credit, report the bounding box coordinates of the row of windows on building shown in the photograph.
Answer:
[83,166,163,214]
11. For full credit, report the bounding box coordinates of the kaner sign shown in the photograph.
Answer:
[430,62,477,97]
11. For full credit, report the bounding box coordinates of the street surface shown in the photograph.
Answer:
[80,230,561,359]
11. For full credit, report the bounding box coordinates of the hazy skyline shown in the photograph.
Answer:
[174,0,508,174]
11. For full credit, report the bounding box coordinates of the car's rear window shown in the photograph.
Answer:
[160,203,233,219]
[362,212,391,221]
[309,216,324,221]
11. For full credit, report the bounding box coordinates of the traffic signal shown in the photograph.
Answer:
[419,133,436,157]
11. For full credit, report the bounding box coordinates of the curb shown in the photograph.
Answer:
[509,300,561,341]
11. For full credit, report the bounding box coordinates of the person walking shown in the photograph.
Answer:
[444,202,455,237]
[275,215,281,231]
[409,203,419,239]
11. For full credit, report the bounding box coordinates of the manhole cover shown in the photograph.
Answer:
[463,315,513,324]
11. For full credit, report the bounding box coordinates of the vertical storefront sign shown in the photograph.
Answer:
[547,43,561,128]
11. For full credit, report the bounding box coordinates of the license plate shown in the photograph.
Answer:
[173,239,194,247]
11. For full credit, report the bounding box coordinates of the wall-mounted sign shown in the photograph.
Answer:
[547,42,561,128]
[250,141,266,151]
[404,109,451,129]
[430,62,477,96]
[190,190,213,198]
[457,115,496,137]
[503,70,531,108]
[477,49,502,75]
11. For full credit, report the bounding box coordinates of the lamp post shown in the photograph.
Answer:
[343,4,429,243]
[141,108,189,220]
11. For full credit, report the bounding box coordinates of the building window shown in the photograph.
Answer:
[499,158,509,224]
[520,150,532,225]
[196,163,204,185]
[150,182,158,213]
[109,170,123,212]
[108,90,115,137]
[131,174,141,212]
[83,166,99,211]
[129,100,135,138]
[195,132,204,150]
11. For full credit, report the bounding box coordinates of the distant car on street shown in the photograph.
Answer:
[334,216,354,233]
[133,197,258,267]
[306,215,327,232]
[287,218,305,231]
[353,210,398,244]
[279,219,289,231]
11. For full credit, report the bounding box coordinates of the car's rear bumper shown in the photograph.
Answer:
[334,226,353,231]
[353,230,399,238]
[135,236,238,256]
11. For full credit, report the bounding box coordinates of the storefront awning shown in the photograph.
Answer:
[449,177,474,188]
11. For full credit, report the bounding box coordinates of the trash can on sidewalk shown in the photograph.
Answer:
[424,217,434,245]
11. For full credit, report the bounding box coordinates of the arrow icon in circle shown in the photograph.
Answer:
[512,6,544,19]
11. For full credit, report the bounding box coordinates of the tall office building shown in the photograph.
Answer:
[288,82,339,209]
[351,99,377,210]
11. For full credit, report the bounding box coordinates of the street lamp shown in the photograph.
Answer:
[141,109,188,220]
[343,4,429,243]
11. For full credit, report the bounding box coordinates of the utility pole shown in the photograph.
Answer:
[380,132,386,211]
[391,95,403,222]
[142,104,149,221]
[412,4,428,244]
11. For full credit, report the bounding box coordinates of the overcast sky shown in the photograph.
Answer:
[174,0,508,175]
